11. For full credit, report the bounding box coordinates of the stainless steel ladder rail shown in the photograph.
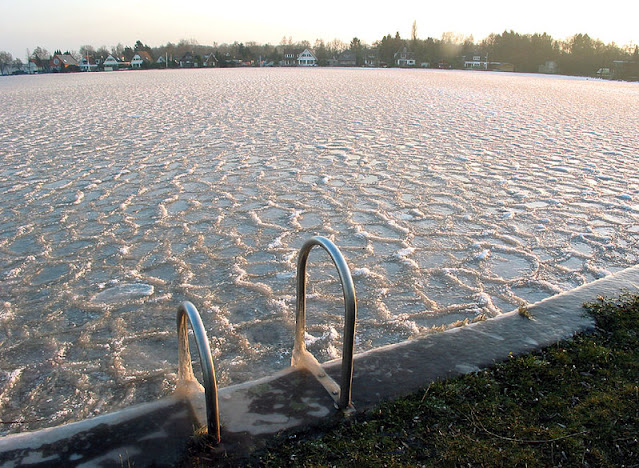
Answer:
[293,236,357,411]
[177,301,221,443]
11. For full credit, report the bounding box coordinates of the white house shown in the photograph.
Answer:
[464,55,488,70]
[103,55,121,71]
[131,51,153,68]
[297,49,317,66]
[394,47,415,67]
[79,57,98,72]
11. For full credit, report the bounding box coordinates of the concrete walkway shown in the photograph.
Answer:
[1,265,638,466]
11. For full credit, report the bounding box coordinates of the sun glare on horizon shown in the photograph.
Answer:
[0,0,636,58]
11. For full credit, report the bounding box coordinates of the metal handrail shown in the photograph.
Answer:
[293,236,357,410]
[177,301,220,443]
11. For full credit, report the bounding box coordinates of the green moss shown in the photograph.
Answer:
[518,302,534,320]
[247,383,271,397]
[288,400,306,412]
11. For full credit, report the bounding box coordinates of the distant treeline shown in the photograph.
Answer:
[377,30,638,77]
[2,29,638,79]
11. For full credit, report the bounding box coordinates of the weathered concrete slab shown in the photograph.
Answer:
[0,388,199,467]
[1,264,638,466]
[337,264,639,407]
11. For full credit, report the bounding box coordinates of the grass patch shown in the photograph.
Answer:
[191,294,639,466]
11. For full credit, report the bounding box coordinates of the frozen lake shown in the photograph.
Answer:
[1,68,638,433]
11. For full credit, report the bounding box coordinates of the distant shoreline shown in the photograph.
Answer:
[2,31,638,81]
[2,66,637,84]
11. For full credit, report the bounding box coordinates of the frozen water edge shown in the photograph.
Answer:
[0,69,638,433]
[2,264,638,466]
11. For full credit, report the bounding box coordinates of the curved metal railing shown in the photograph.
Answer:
[293,236,357,410]
[177,301,220,443]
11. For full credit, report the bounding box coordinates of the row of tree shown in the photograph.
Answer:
[375,27,638,77]
[1,27,637,78]
[479,31,637,76]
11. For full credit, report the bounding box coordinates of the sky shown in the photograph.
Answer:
[1,0,637,59]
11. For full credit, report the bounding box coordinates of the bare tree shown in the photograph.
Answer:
[176,38,199,57]
[31,46,50,70]
[32,46,49,60]
[13,58,23,70]
[96,46,109,60]
[111,43,124,59]
[79,45,96,58]
[0,51,12,75]
[328,38,347,55]
[441,32,465,45]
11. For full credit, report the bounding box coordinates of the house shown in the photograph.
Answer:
[463,54,488,70]
[364,50,379,67]
[131,51,153,68]
[336,50,357,66]
[596,68,612,79]
[50,54,79,71]
[280,50,300,66]
[179,52,198,68]
[156,55,171,66]
[103,55,122,71]
[297,49,317,66]
[203,54,217,67]
[1,61,42,75]
[394,47,415,67]
[78,56,98,71]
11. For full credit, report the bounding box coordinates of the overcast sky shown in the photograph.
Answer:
[1,0,637,58]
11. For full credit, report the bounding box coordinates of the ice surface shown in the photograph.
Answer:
[0,69,638,433]
[90,284,155,304]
